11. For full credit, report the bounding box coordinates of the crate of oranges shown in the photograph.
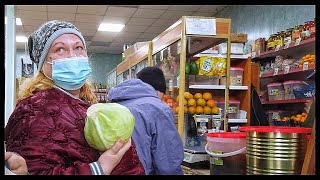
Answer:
[299,54,315,68]
[174,92,220,115]
[273,112,308,127]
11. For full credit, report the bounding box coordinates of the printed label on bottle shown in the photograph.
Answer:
[269,89,279,96]
[201,58,213,72]
[228,106,238,114]
[292,32,300,39]
[283,37,292,45]
[303,62,309,71]
[302,30,311,38]
[272,112,280,120]
[236,75,242,85]
[310,27,315,34]
[295,38,301,46]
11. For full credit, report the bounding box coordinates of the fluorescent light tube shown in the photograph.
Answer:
[98,23,125,32]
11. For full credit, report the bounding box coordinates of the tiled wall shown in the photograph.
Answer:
[87,53,122,84]
[215,5,315,48]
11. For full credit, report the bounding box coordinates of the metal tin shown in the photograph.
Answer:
[239,126,311,175]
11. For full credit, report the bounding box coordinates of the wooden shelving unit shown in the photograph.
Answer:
[251,34,315,128]
[252,37,315,60]
[260,65,315,78]
[262,98,313,105]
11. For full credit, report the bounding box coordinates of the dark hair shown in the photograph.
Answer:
[137,67,166,94]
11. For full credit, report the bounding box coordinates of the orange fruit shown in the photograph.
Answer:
[188,106,196,114]
[183,99,187,106]
[291,115,295,120]
[162,95,170,101]
[203,106,212,115]
[294,117,301,122]
[311,55,315,59]
[203,92,212,101]
[305,54,311,59]
[195,106,204,114]
[194,93,203,100]
[187,99,197,107]
[296,114,302,118]
[212,106,219,115]
[301,112,307,117]
[196,98,206,107]
[184,92,193,100]
[206,99,216,108]
[301,117,306,122]
[167,99,174,103]
[175,106,179,114]
[310,62,315,66]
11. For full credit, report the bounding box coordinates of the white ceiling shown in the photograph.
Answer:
[12,5,227,54]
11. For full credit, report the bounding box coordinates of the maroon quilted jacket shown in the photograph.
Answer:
[5,88,145,175]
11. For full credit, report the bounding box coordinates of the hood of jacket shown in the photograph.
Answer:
[107,79,160,102]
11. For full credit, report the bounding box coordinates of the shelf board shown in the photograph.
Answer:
[189,85,225,89]
[229,85,248,90]
[228,119,247,123]
[189,85,248,90]
[262,98,313,105]
[261,65,315,78]
[252,37,315,60]
[193,53,250,60]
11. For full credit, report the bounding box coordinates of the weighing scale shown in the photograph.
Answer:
[183,114,223,164]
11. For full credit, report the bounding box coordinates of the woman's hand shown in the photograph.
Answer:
[5,152,28,175]
[98,138,131,175]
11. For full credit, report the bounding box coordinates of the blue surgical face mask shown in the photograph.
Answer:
[46,57,92,90]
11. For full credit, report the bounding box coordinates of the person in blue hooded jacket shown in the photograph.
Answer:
[107,67,184,175]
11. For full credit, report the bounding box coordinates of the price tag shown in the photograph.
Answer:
[185,17,216,35]
[176,75,180,87]
[284,65,290,74]
[303,62,309,71]
[275,45,281,51]
[168,79,173,91]
[284,39,291,49]
[273,68,279,76]
[295,38,301,46]
[251,51,256,58]
[196,117,208,122]
[284,43,290,49]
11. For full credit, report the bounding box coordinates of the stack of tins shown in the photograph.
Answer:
[239,126,311,175]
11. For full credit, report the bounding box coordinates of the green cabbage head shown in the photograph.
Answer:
[84,103,135,151]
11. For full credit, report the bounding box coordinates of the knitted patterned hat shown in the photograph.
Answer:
[137,67,166,94]
[28,20,86,72]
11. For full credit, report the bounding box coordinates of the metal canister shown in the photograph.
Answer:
[239,126,311,175]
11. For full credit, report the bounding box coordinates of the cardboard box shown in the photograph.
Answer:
[123,41,149,58]
[134,41,149,50]
[231,33,248,43]
[218,43,244,54]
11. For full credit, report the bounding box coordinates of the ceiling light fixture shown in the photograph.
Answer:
[5,17,23,25]
[16,36,28,43]
[98,23,125,32]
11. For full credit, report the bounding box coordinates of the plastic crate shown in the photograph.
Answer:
[293,83,315,99]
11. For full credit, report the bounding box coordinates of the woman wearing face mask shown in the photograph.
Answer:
[5,20,145,175]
